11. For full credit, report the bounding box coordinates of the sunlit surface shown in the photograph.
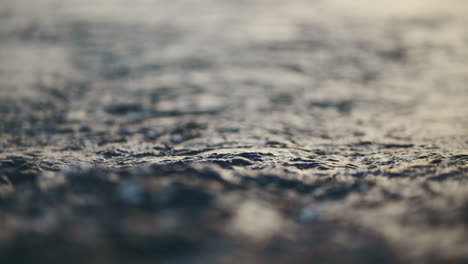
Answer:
[0,1,467,263]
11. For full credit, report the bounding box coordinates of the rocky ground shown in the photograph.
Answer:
[0,0,467,263]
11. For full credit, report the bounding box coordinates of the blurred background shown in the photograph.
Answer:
[1,0,467,149]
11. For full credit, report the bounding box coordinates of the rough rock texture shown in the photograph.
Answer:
[0,0,467,263]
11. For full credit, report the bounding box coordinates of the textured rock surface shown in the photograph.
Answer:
[0,0,467,263]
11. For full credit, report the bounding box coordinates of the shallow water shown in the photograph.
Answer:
[0,1,467,263]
